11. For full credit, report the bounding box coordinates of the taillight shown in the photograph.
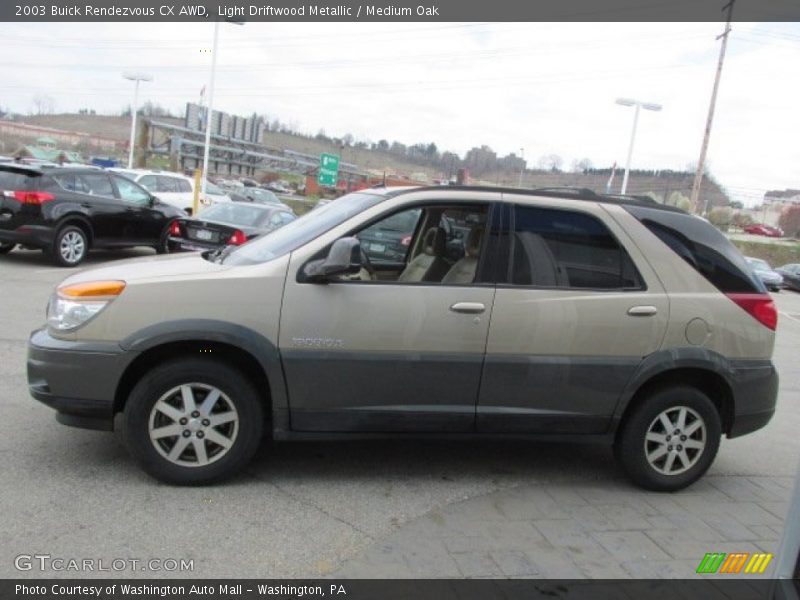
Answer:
[4,190,55,205]
[726,293,777,330]
[227,230,247,245]
[169,221,182,237]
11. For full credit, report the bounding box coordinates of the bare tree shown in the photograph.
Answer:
[32,94,55,115]
[538,153,563,172]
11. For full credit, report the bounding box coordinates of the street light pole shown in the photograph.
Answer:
[616,98,662,195]
[123,72,152,169]
[517,147,525,187]
[200,21,220,200]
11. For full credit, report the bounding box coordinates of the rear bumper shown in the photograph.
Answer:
[168,236,220,253]
[728,359,779,438]
[27,329,137,431]
[0,224,55,249]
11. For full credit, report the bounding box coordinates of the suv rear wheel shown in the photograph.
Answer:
[52,224,88,267]
[122,358,264,485]
[616,386,721,491]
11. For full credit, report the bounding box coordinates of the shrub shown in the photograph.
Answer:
[708,206,733,232]
[779,204,800,238]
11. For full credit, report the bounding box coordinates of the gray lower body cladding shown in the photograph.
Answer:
[28,329,777,439]
[27,329,135,431]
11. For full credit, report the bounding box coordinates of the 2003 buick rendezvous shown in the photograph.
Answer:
[27,186,778,490]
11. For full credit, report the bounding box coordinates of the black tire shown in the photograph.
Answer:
[615,386,721,492]
[52,224,89,267]
[0,242,14,255]
[122,358,264,485]
[155,224,176,254]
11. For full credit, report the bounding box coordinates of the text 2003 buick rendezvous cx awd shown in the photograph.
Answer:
[27,186,778,490]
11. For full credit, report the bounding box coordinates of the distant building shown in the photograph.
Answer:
[764,189,800,205]
[14,145,85,164]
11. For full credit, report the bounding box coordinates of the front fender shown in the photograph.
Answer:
[120,318,289,429]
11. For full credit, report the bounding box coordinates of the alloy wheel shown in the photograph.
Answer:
[148,383,239,467]
[59,231,86,264]
[644,405,706,476]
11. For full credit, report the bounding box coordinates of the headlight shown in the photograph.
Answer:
[47,280,126,332]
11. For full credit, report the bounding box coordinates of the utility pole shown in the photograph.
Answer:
[691,0,735,215]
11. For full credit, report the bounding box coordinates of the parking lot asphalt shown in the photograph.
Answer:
[1,247,798,579]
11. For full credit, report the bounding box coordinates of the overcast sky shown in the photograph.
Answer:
[1,21,798,205]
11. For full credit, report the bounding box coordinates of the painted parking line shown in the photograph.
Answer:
[779,312,800,325]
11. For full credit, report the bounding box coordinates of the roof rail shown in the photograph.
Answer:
[385,184,688,214]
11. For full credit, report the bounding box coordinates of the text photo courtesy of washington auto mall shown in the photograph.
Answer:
[1,1,800,598]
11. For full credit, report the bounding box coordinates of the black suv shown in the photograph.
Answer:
[0,165,185,266]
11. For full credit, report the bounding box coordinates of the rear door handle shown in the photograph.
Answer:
[627,305,658,317]
[450,302,486,314]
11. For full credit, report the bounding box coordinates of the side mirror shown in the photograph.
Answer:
[148,194,157,207]
[302,237,362,283]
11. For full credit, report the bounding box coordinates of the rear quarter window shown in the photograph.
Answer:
[0,169,37,190]
[625,206,764,294]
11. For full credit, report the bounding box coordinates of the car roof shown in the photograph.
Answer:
[110,168,191,180]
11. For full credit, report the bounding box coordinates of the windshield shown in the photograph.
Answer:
[223,192,384,266]
[197,203,269,227]
[206,182,225,196]
[250,189,279,203]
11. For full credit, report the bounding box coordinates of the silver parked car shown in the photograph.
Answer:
[745,256,784,292]
[28,186,778,490]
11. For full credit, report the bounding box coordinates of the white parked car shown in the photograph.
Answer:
[109,169,231,215]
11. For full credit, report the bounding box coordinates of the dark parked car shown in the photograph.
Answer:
[776,263,800,292]
[745,256,784,292]
[230,187,290,208]
[0,164,184,266]
[168,201,296,253]
[744,224,784,238]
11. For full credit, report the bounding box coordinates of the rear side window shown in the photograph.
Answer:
[157,176,179,193]
[625,206,764,294]
[54,173,90,194]
[510,206,642,290]
[176,179,192,193]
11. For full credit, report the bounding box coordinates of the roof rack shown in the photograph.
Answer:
[388,185,687,213]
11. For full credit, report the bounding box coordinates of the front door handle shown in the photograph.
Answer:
[450,302,486,314]
[627,305,658,317]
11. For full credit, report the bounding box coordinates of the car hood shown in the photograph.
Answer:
[59,252,227,287]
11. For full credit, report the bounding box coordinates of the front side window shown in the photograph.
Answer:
[177,179,193,193]
[344,203,489,285]
[80,173,115,198]
[223,192,385,265]
[510,206,642,289]
[113,175,150,205]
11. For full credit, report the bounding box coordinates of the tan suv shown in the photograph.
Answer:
[27,186,779,490]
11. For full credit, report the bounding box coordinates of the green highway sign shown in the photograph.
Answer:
[318,153,340,187]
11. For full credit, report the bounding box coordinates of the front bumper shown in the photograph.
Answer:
[728,359,779,438]
[27,329,138,431]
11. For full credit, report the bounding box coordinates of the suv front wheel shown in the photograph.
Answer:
[122,358,264,485]
[616,386,721,491]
